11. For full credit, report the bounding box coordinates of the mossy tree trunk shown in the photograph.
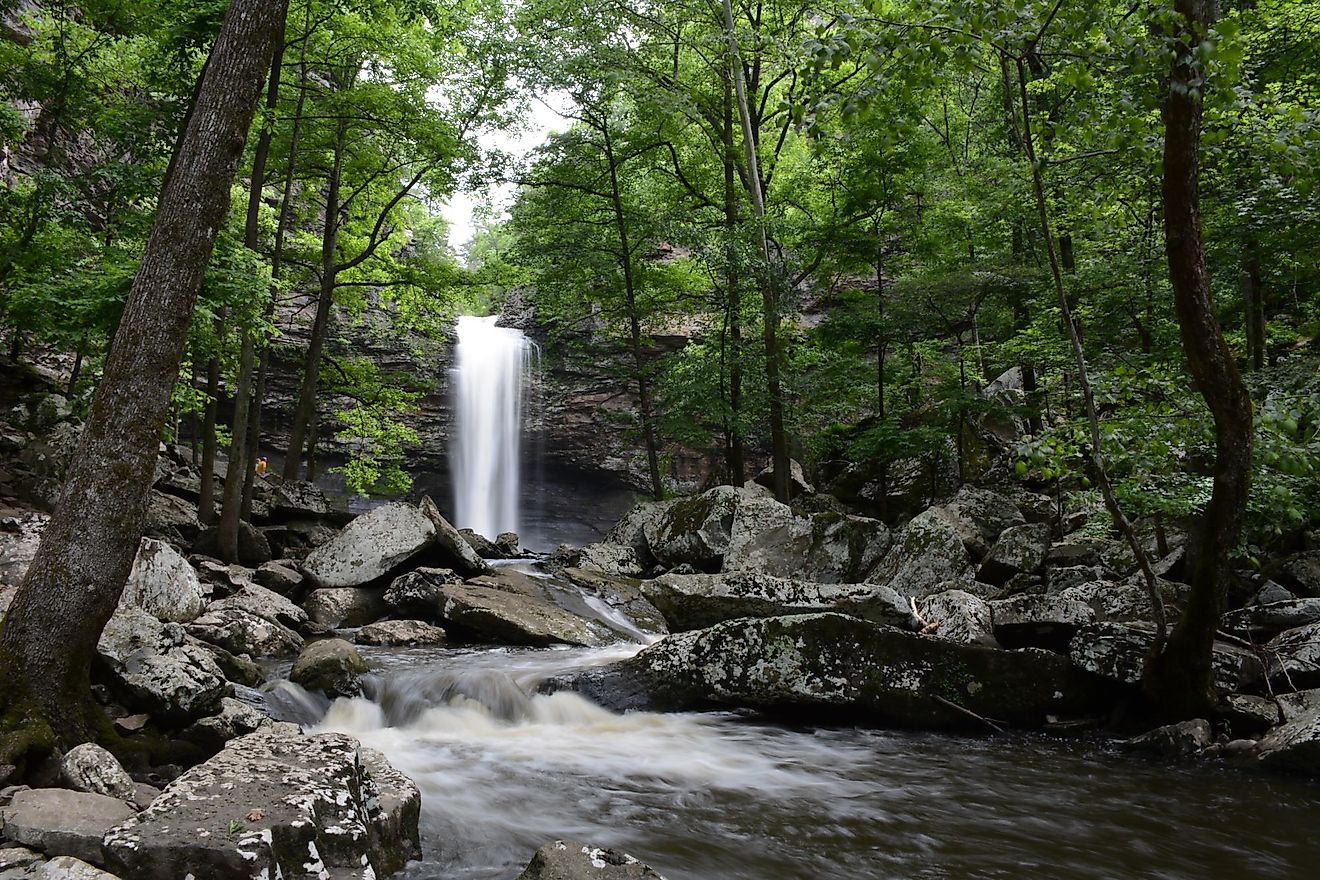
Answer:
[0,0,289,769]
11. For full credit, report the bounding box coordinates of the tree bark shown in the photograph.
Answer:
[1144,0,1255,719]
[0,0,288,764]
[1242,240,1266,372]
[722,53,745,486]
[197,323,223,525]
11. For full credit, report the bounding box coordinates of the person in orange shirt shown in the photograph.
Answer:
[255,457,268,476]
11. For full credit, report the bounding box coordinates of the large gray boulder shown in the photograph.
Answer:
[59,745,135,803]
[646,486,748,570]
[604,613,1097,728]
[605,499,677,564]
[353,619,447,647]
[102,724,421,879]
[723,495,889,583]
[1223,599,1320,638]
[382,567,462,620]
[209,583,308,631]
[1069,622,1264,693]
[576,543,645,578]
[1255,703,1320,775]
[302,502,437,588]
[516,841,668,880]
[868,509,973,599]
[1265,622,1320,687]
[931,487,1025,558]
[419,496,491,577]
[185,606,303,659]
[0,789,135,864]
[179,696,272,753]
[977,522,1050,586]
[270,481,329,519]
[437,580,614,648]
[143,491,201,545]
[289,638,367,698]
[97,609,227,722]
[36,856,124,879]
[990,593,1096,650]
[641,573,904,633]
[1125,720,1213,758]
[302,588,388,629]
[558,568,670,640]
[1276,551,1320,597]
[119,538,209,623]
[917,589,998,646]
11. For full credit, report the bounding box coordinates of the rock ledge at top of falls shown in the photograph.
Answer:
[102,723,421,880]
[515,841,669,880]
[550,613,1099,729]
[302,501,437,588]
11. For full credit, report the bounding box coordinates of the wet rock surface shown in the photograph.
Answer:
[0,789,134,864]
[96,609,228,722]
[302,502,437,588]
[515,841,668,880]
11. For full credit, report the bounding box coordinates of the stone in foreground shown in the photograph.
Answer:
[641,572,906,632]
[516,841,668,879]
[58,745,135,803]
[0,788,135,864]
[290,638,368,698]
[102,724,421,879]
[302,502,437,588]
[354,619,447,647]
[96,609,228,722]
[1254,705,1320,776]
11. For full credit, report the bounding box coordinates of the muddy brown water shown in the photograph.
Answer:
[305,645,1320,880]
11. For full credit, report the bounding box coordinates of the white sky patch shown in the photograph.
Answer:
[442,94,572,257]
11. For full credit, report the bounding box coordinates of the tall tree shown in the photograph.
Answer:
[0,0,288,766]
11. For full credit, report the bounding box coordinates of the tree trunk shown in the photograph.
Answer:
[722,62,745,486]
[284,118,346,481]
[1242,241,1266,372]
[722,0,789,502]
[0,0,287,766]
[219,35,285,562]
[197,335,223,525]
[1144,0,1254,720]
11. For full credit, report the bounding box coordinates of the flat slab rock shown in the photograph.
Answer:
[102,723,421,880]
[516,841,668,879]
[641,573,905,633]
[0,789,135,865]
[302,502,437,589]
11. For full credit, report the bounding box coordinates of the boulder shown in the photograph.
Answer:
[437,581,614,648]
[1223,599,1320,639]
[209,583,308,631]
[751,459,813,499]
[97,609,227,722]
[1248,581,1297,606]
[353,620,447,647]
[192,522,273,566]
[645,486,747,570]
[0,789,134,864]
[142,491,200,545]
[58,745,135,803]
[1069,622,1264,693]
[1218,693,1281,736]
[269,481,329,519]
[516,841,667,880]
[617,613,1097,728]
[102,725,421,879]
[576,543,645,578]
[1045,542,1105,569]
[1125,719,1213,758]
[302,502,437,588]
[190,639,264,688]
[1254,705,1320,775]
[459,528,504,559]
[419,496,490,577]
[1278,688,1320,723]
[0,513,47,614]
[119,538,209,623]
[179,697,272,753]
[302,588,388,629]
[290,639,367,698]
[495,533,521,556]
[640,572,903,633]
[1265,622,1320,688]
[0,845,42,874]
[254,560,304,597]
[605,500,676,564]
[558,568,670,640]
[1053,579,1164,623]
[186,606,303,659]
[990,593,1096,651]
[36,856,123,879]
[1276,551,1320,597]
[723,496,890,584]
[867,509,973,599]
[931,487,1025,558]
[382,567,462,620]
[977,522,1050,586]
[917,589,998,646]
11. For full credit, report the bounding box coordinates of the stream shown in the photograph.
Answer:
[293,643,1320,880]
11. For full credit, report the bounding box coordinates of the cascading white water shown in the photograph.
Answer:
[452,315,529,541]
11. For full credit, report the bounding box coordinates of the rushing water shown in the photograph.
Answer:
[452,315,530,541]
[307,645,1320,880]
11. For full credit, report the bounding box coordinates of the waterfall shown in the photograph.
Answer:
[452,315,530,541]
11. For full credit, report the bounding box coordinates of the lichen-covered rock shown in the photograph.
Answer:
[917,589,998,647]
[1069,622,1264,693]
[302,502,437,588]
[382,567,462,620]
[353,620,447,647]
[641,572,900,632]
[36,855,124,879]
[867,509,973,599]
[0,512,46,616]
[290,639,368,698]
[437,582,613,648]
[1254,705,1320,776]
[1219,693,1281,736]
[302,588,388,629]
[459,528,503,559]
[1223,599,1320,638]
[102,724,421,879]
[931,487,1025,558]
[1125,719,1213,758]
[1053,579,1163,623]
[119,538,209,623]
[620,613,1098,728]
[496,533,520,556]
[723,495,890,584]
[1278,688,1320,722]
[516,841,668,880]
[751,459,814,499]
[646,486,749,570]
[558,568,669,640]
[179,697,273,753]
[0,789,134,864]
[209,583,308,631]
[186,606,303,659]
[1265,622,1320,688]
[143,490,201,545]
[59,745,135,803]
[1276,551,1320,598]
[978,522,1050,586]
[419,496,490,577]
[270,481,329,519]
[576,542,645,578]
[253,560,304,597]
[97,609,227,721]
[604,499,675,565]
[990,593,1096,650]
